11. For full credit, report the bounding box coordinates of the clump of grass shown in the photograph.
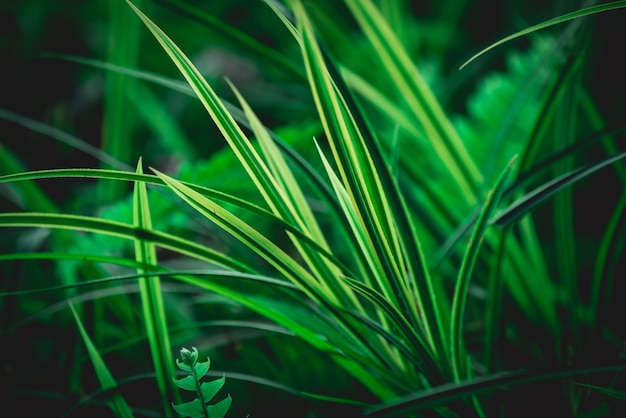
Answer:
[1,0,626,416]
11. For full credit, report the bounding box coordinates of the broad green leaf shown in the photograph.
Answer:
[173,375,197,392]
[194,360,211,380]
[172,398,205,418]
[200,377,226,403]
[206,395,232,418]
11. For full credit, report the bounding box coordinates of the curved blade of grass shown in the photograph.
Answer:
[132,159,179,413]
[68,302,134,418]
[451,156,515,382]
[0,267,301,298]
[576,383,626,401]
[62,370,369,418]
[0,212,253,272]
[460,1,626,69]
[493,150,626,226]
[364,364,626,417]
[0,169,273,216]
[0,169,351,272]
[124,0,290,226]
[590,188,626,326]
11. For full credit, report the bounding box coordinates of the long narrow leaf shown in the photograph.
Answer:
[460,1,626,69]
[494,150,626,226]
[69,303,134,418]
[0,212,253,272]
[450,156,515,382]
[132,159,179,413]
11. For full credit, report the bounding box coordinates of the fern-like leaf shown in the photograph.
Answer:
[172,347,231,418]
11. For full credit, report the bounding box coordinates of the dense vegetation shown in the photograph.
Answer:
[2,0,626,416]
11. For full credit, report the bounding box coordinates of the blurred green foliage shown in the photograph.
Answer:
[2,0,626,417]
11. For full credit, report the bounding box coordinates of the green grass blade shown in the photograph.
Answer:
[0,169,351,269]
[460,1,626,69]
[101,0,142,200]
[124,0,288,222]
[69,302,134,418]
[590,188,626,326]
[482,227,511,371]
[576,383,626,401]
[364,365,626,417]
[450,156,515,382]
[152,168,333,304]
[132,159,179,414]
[0,212,253,272]
[494,150,626,226]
